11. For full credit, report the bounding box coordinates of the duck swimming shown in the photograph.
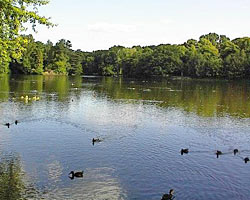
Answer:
[216,150,222,158]
[244,157,249,164]
[233,149,239,155]
[4,123,10,128]
[68,171,84,179]
[161,189,174,200]
[181,148,189,155]
[92,138,102,145]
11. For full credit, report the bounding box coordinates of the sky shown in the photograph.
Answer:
[29,0,250,51]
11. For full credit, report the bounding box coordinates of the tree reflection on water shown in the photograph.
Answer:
[0,153,39,200]
[0,153,25,200]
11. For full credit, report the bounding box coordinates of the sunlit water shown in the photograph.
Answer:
[0,75,250,200]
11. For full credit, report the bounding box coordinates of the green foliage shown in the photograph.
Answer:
[0,0,54,73]
[48,39,71,74]
[51,52,69,75]
[3,27,250,78]
[13,35,44,74]
[68,50,83,75]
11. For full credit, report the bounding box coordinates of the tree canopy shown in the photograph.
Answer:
[0,0,53,73]
[6,33,250,78]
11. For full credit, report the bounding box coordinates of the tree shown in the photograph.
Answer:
[82,53,95,75]
[219,37,246,77]
[183,42,204,77]
[196,38,222,77]
[69,50,83,75]
[10,35,45,74]
[119,47,138,77]
[109,45,125,76]
[200,33,220,47]
[232,37,250,75]
[0,0,53,73]
[47,39,72,74]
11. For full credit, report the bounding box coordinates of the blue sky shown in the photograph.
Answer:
[31,0,250,51]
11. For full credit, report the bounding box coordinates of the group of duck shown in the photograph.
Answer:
[2,120,102,180]
[67,138,102,180]
[4,120,19,128]
[161,148,250,199]
[20,95,40,102]
[5,119,247,199]
[180,148,250,163]
[71,137,174,199]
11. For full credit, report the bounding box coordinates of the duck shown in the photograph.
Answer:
[181,148,189,155]
[244,157,249,164]
[233,149,239,155]
[161,189,174,200]
[4,123,10,128]
[92,138,102,144]
[68,171,84,179]
[216,150,222,158]
[32,96,40,101]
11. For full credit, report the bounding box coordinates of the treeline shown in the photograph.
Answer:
[6,33,250,78]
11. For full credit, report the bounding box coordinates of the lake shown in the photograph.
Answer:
[0,75,250,200]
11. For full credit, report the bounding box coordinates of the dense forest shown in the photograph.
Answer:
[1,1,250,78]
[6,33,250,78]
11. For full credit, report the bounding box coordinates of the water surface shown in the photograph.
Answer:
[0,75,250,200]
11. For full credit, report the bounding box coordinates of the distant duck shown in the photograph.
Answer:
[216,150,222,158]
[244,157,249,164]
[68,171,83,179]
[181,148,189,155]
[4,123,10,128]
[92,138,102,144]
[233,149,239,155]
[32,96,40,101]
[15,120,18,125]
[161,189,174,200]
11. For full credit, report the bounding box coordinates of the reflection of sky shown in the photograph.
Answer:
[47,160,63,183]
[69,96,143,127]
